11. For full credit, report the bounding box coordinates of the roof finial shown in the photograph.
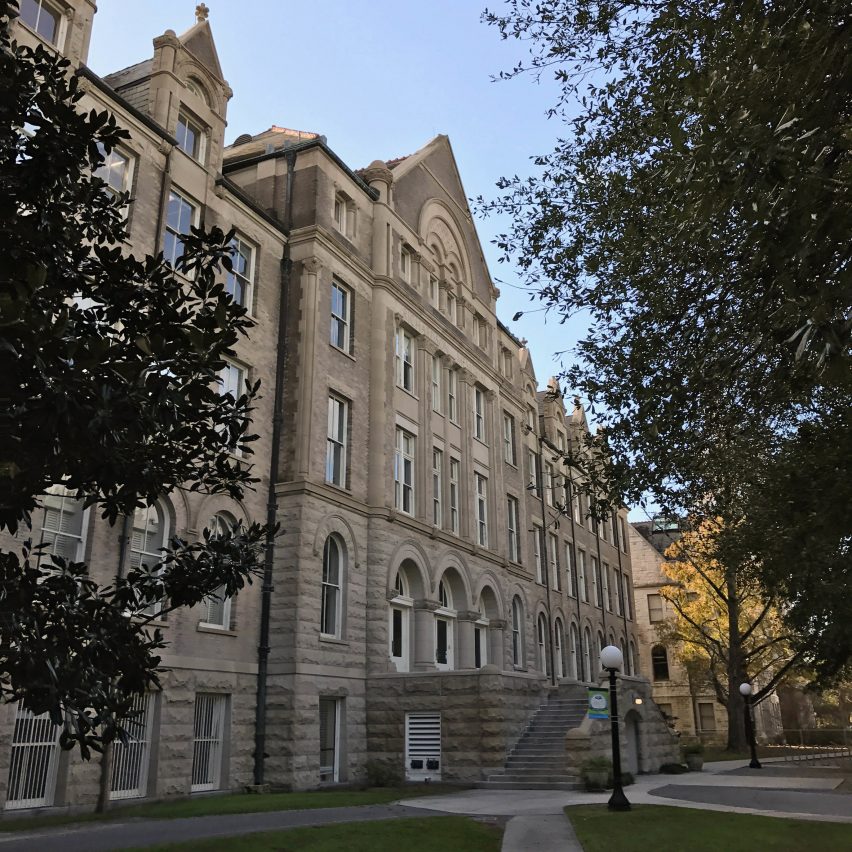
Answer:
[195,3,210,23]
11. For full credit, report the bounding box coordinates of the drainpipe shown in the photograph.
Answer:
[534,433,557,688]
[566,474,583,677]
[253,148,296,786]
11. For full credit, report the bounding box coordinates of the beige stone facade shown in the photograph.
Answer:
[2,2,673,812]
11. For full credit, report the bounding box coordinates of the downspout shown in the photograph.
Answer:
[596,518,608,639]
[253,148,296,786]
[566,475,583,677]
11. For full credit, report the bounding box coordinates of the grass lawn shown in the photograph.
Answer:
[567,804,852,851]
[0,784,461,833]
[138,816,502,851]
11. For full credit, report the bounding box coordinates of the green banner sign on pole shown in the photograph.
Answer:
[588,688,610,720]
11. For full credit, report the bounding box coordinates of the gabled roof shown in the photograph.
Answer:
[178,19,225,81]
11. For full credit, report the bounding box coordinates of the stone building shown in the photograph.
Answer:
[2,1,675,812]
[630,520,783,744]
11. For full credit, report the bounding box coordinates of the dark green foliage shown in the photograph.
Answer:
[659,763,688,774]
[481,1,851,681]
[0,1,274,756]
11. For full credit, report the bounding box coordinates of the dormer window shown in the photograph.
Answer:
[176,109,206,163]
[20,0,61,45]
[334,192,355,239]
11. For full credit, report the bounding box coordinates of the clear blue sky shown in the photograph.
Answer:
[87,2,654,520]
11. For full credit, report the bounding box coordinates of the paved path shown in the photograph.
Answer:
[0,803,443,852]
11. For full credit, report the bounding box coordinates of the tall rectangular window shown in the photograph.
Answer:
[623,574,632,619]
[603,563,613,611]
[698,702,717,732]
[507,496,520,562]
[648,594,664,622]
[533,524,544,583]
[431,356,443,413]
[572,488,581,523]
[446,292,457,324]
[545,462,556,506]
[429,274,439,306]
[503,413,516,465]
[395,328,414,392]
[614,569,624,615]
[163,189,197,268]
[330,281,351,351]
[528,450,540,496]
[394,428,415,515]
[20,0,60,45]
[548,533,560,591]
[319,698,341,782]
[326,396,348,487]
[226,234,253,308]
[620,518,628,552]
[566,544,578,598]
[475,473,488,547]
[578,550,588,602]
[432,448,443,527]
[6,701,61,810]
[447,369,458,422]
[217,361,246,456]
[591,556,601,607]
[40,484,86,562]
[474,387,486,441]
[191,694,227,792]
[176,109,205,163]
[95,144,134,203]
[449,457,460,534]
[110,693,154,801]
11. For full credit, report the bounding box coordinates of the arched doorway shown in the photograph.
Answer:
[624,710,641,775]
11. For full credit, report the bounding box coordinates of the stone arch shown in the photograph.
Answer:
[472,570,505,619]
[168,487,192,534]
[433,552,472,608]
[193,493,251,531]
[387,538,432,593]
[419,199,471,285]
[312,514,360,569]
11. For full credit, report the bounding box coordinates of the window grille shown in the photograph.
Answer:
[405,712,441,781]
[110,692,154,800]
[191,694,227,792]
[5,701,61,810]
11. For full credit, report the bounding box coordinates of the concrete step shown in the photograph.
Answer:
[477,780,579,790]
[486,774,578,784]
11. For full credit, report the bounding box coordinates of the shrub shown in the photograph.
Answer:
[365,760,402,787]
[682,741,705,756]
[660,762,689,774]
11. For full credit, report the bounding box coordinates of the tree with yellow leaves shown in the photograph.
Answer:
[657,517,802,751]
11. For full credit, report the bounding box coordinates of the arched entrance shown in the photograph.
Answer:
[624,710,641,775]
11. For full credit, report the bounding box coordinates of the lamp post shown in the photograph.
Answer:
[739,682,762,769]
[600,645,630,811]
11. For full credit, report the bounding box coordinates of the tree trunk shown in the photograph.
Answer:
[725,566,748,751]
[96,739,113,813]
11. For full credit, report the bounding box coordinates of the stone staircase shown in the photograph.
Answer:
[481,685,589,789]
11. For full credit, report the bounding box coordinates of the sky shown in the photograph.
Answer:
[86,2,654,520]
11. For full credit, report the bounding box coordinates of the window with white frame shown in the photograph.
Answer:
[191,694,228,791]
[623,574,632,619]
[507,495,520,563]
[39,484,87,563]
[614,569,623,615]
[6,700,61,810]
[532,524,544,583]
[319,697,341,782]
[503,412,516,465]
[697,702,717,732]
[429,274,439,306]
[475,473,488,547]
[326,395,348,488]
[130,501,169,617]
[176,108,205,163]
[431,356,443,413]
[330,280,352,352]
[19,0,61,45]
[554,619,566,678]
[620,518,628,552]
[537,613,549,675]
[110,692,154,800]
[474,616,489,668]
[395,328,415,392]
[389,571,412,672]
[578,550,588,602]
[200,511,236,629]
[447,368,458,422]
[226,234,254,309]
[446,292,457,324]
[449,457,460,534]
[549,533,561,591]
[511,596,524,667]
[611,514,619,547]
[218,360,246,455]
[601,511,609,542]
[556,430,565,452]
[603,563,612,611]
[475,316,488,349]
[334,193,355,239]
[400,244,412,283]
[95,143,134,204]
[321,535,343,637]
[591,556,601,607]
[435,580,455,670]
[394,428,415,515]
[162,189,197,268]
[431,448,443,527]
[501,348,513,378]
[528,449,540,496]
[545,462,556,506]
[474,386,486,441]
[648,593,664,622]
[527,404,537,431]
[566,544,577,597]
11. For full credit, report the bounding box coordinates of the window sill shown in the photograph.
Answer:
[330,343,356,362]
[324,480,352,494]
[197,624,237,636]
[396,385,419,401]
[319,635,348,646]
[473,436,488,447]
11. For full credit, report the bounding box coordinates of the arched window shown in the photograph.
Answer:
[511,597,524,667]
[554,619,566,679]
[200,511,237,629]
[186,77,210,105]
[652,645,670,681]
[597,630,606,656]
[582,627,592,682]
[569,623,580,679]
[435,578,456,670]
[389,571,412,672]
[321,536,343,638]
[537,613,549,675]
[130,501,169,617]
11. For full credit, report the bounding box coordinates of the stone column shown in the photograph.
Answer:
[456,611,481,670]
[489,618,507,670]
[413,600,439,671]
